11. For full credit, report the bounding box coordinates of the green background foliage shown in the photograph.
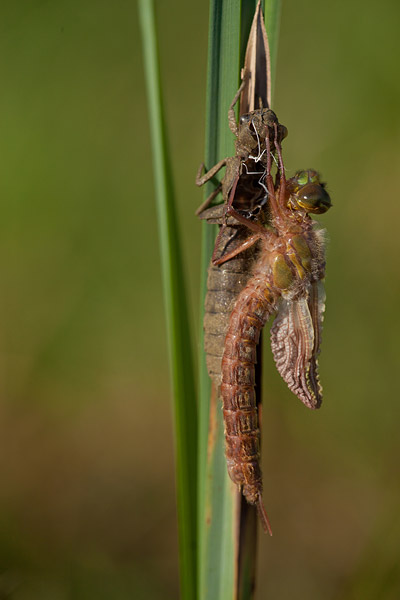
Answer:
[0,0,399,598]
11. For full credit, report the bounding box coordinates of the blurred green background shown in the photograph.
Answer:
[0,0,399,598]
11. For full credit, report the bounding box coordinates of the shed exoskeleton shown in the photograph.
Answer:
[196,72,287,216]
[197,77,288,391]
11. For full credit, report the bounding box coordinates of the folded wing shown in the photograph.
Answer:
[270,281,325,409]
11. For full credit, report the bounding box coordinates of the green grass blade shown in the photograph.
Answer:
[264,0,282,96]
[138,2,197,599]
[198,1,281,599]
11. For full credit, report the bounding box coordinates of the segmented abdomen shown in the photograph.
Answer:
[203,224,259,385]
[220,278,277,505]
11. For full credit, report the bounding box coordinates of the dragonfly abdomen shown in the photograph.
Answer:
[221,280,277,505]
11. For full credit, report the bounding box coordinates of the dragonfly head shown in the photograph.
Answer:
[238,109,288,148]
[287,170,332,214]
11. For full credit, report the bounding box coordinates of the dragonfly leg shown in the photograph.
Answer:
[273,122,285,179]
[226,204,266,235]
[195,184,222,215]
[213,233,261,266]
[261,123,281,220]
[195,158,227,187]
[223,175,269,235]
[273,123,287,209]
[228,70,250,135]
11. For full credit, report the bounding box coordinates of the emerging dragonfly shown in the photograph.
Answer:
[198,110,331,533]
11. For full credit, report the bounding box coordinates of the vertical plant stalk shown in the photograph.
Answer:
[198,1,281,599]
[238,1,281,594]
[138,2,198,600]
[198,3,242,598]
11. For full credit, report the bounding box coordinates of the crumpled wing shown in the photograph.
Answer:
[270,281,325,409]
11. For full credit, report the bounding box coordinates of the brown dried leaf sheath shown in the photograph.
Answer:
[240,0,272,113]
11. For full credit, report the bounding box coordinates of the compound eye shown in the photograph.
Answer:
[308,170,320,184]
[239,114,250,125]
[296,171,309,186]
[298,184,332,213]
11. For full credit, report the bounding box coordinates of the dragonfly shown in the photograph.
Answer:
[213,123,331,533]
